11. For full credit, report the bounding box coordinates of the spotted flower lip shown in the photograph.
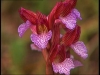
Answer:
[52,56,82,75]
[59,9,82,29]
[52,58,75,75]
[30,30,52,49]
[70,41,88,59]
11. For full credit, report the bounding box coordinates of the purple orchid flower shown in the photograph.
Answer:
[18,0,88,75]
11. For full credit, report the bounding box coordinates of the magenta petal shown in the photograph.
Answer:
[52,58,75,75]
[60,13,76,29]
[30,43,41,51]
[30,30,52,49]
[59,9,82,29]
[71,41,88,59]
[72,9,82,20]
[70,55,83,67]
[73,60,83,67]
[18,20,31,37]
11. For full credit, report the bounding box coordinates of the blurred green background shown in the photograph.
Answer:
[1,0,99,75]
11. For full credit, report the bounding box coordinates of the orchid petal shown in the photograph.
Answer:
[70,41,88,59]
[19,7,37,25]
[52,58,75,75]
[62,25,81,46]
[60,13,76,29]
[18,20,31,37]
[72,9,82,20]
[70,55,83,67]
[30,43,41,51]
[59,9,82,29]
[52,57,82,75]
[73,60,83,67]
[30,30,52,49]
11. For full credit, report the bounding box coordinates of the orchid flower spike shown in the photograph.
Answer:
[18,0,88,75]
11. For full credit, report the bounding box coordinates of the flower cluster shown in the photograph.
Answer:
[18,0,88,75]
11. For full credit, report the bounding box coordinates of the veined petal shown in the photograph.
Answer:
[70,55,83,67]
[70,41,88,59]
[30,43,41,51]
[48,2,62,29]
[52,58,75,75]
[52,57,82,75]
[62,25,81,46]
[72,9,82,20]
[49,44,59,62]
[49,44,66,63]
[61,0,77,17]
[56,45,66,62]
[59,9,82,29]
[59,13,76,29]
[19,7,37,25]
[30,30,52,49]
[51,23,60,45]
[18,20,31,37]
[73,60,83,67]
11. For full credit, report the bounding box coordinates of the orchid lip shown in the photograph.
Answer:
[70,41,88,59]
[30,30,52,49]
[59,8,82,30]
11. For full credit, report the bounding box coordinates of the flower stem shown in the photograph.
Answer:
[42,49,54,75]
[46,61,54,75]
[42,49,48,61]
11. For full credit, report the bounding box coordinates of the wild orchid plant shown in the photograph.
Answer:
[18,0,88,75]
